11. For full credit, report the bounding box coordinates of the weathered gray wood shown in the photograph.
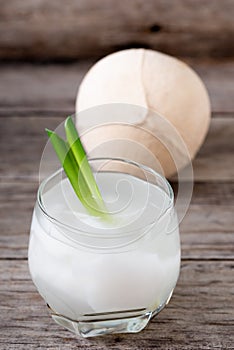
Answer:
[0,260,233,349]
[0,182,36,259]
[0,62,92,114]
[180,206,234,259]
[0,116,233,182]
[1,181,233,260]
[193,117,234,181]
[0,61,234,114]
[190,60,234,114]
[0,59,234,349]
[0,0,234,61]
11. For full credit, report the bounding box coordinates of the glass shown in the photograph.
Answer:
[28,158,180,337]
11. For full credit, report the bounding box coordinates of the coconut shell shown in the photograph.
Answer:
[76,49,211,178]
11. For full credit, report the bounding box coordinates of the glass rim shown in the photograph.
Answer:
[37,157,174,237]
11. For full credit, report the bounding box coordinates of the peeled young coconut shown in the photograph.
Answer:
[76,49,211,178]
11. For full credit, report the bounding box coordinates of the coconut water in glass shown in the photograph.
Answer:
[28,158,180,337]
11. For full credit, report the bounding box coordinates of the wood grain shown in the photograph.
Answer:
[1,181,233,260]
[0,59,234,348]
[0,260,233,349]
[1,61,234,114]
[0,0,234,61]
[0,116,233,182]
[193,117,234,181]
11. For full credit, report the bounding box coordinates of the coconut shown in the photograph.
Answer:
[75,49,211,178]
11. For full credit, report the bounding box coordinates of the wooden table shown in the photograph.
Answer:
[0,60,233,349]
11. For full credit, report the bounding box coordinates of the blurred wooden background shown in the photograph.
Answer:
[1,0,234,61]
[0,1,234,349]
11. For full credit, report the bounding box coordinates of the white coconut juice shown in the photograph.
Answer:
[28,171,180,321]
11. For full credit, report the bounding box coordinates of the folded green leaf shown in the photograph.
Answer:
[46,120,109,219]
[64,116,104,205]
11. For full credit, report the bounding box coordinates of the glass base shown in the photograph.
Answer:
[51,309,151,337]
[48,292,173,338]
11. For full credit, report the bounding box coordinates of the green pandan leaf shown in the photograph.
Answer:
[64,116,105,206]
[46,119,108,219]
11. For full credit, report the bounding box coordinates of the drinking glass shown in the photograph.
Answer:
[28,158,180,337]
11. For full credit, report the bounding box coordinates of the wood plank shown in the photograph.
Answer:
[0,61,234,114]
[0,181,233,260]
[0,260,233,349]
[193,117,234,181]
[0,0,234,60]
[180,206,234,260]
[190,60,234,114]
[0,182,37,259]
[0,62,92,114]
[0,116,233,182]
